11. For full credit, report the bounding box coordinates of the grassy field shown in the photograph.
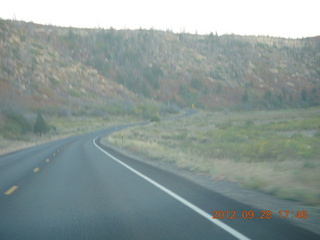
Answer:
[107,107,320,207]
[0,115,139,156]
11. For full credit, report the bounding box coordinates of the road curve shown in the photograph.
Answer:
[0,123,319,239]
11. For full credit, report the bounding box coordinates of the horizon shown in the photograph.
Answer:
[1,0,319,39]
[2,17,319,40]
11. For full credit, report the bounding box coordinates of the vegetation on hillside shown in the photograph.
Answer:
[59,29,320,109]
[34,111,49,136]
[0,110,52,140]
[0,111,32,140]
[1,19,319,114]
[1,18,319,152]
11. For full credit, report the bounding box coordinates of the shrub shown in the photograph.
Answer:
[3,121,24,140]
[150,114,161,122]
[34,111,49,136]
[314,130,320,138]
[4,111,32,133]
[244,120,255,127]
[1,112,32,140]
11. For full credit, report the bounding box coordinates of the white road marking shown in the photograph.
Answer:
[93,138,250,240]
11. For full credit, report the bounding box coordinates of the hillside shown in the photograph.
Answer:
[0,20,139,117]
[1,19,320,114]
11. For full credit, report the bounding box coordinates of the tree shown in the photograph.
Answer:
[2,111,32,140]
[264,90,272,101]
[301,88,307,102]
[242,90,249,103]
[34,111,48,137]
[191,77,203,90]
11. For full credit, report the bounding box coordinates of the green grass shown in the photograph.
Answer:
[262,118,320,131]
[106,107,320,207]
[200,124,319,161]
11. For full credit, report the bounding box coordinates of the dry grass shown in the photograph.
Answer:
[107,107,320,207]
[0,115,138,156]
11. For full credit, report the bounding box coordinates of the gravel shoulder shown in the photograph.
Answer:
[100,138,320,236]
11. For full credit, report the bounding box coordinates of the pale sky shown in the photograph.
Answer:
[1,0,319,38]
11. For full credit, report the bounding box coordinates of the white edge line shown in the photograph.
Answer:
[93,138,251,240]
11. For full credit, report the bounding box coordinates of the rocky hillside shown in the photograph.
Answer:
[0,20,139,117]
[1,19,320,113]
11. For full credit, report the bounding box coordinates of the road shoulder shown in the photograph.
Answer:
[99,137,320,236]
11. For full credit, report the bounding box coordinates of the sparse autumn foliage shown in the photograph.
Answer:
[0,19,319,112]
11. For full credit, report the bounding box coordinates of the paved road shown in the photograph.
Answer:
[0,124,319,239]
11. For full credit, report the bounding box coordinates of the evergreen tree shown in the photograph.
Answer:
[242,90,249,103]
[34,111,47,137]
[301,88,307,102]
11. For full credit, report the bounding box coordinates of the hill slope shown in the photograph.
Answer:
[1,19,320,112]
[0,20,138,116]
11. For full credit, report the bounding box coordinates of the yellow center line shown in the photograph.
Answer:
[46,158,50,163]
[4,186,18,195]
[33,167,40,173]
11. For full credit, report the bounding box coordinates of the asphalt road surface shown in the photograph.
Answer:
[0,123,319,239]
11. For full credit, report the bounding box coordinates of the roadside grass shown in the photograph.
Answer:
[107,107,320,207]
[49,116,112,135]
[0,115,138,156]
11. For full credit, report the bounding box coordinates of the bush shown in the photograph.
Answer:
[4,111,32,133]
[3,121,24,140]
[1,112,32,140]
[150,114,161,122]
[244,120,255,127]
[34,111,49,136]
[160,104,180,115]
